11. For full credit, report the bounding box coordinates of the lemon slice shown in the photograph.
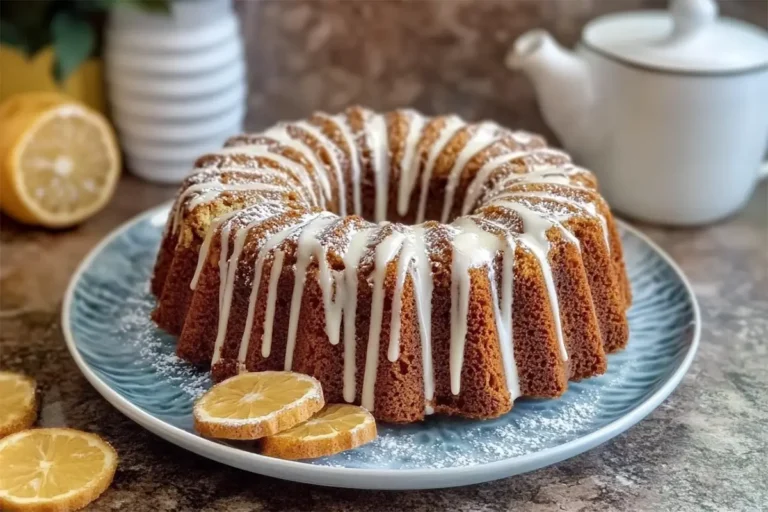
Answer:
[261,404,377,460]
[0,372,38,438]
[0,428,117,512]
[0,94,120,228]
[193,371,325,440]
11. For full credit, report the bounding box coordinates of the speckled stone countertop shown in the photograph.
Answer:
[1,177,766,511]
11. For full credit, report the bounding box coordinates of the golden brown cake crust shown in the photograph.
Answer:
[151,106,631,424]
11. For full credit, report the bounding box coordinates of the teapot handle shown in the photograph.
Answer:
[761,136,768,181]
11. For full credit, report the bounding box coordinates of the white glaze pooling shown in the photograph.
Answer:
[170,108,620,417]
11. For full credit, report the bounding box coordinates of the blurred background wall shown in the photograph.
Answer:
[238,0,768,143]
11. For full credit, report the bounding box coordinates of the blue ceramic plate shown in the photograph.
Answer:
[62,203,700,490]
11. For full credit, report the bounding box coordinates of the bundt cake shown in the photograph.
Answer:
[151,106,631,424]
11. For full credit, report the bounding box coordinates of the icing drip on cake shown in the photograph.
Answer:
[341,227,376,402]
[440,122,501,224]
[216,145,320,205]
[172,108,620,415]
[329,113,363,216]
[262,124,333,208]
[449,221,495,395]
[362,231,407,411]
[239,213,321,362]
[366,113,391,223]
[397,110,426,217]
[416,115,465,224]
[284,214,338,370]
[451,217,521,399]
[461,148,570,216]
[293,121,347,216]
[486,200,569,361]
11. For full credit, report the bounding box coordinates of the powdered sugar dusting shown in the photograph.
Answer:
[71,205,693,473]
[117,294,211,400]
[312,386,603,468]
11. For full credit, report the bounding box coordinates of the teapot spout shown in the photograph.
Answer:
[507,30,599,159]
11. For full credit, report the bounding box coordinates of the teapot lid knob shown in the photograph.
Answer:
[582,0,768,73]
[669,0,718,41]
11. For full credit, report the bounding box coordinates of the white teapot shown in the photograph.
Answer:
[508,0,768,225]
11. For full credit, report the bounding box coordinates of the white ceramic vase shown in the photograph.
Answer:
[105,0,246,184]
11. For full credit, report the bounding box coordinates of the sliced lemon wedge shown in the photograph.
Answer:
[193,371,325,440]
[0,93,120,228]
[261,404,377,460]
[0,372,38,438]
[0,428,117,512]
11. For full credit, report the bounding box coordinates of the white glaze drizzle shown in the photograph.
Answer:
[410,227,435,408]
[452,217,521,399]
[176,109,623,416]
[440,122,501,223]
[448,219,497,395]
[415,115,465,223]
[361,231,407,411]
[190,210,241,290]
[172,177,288,236]
[213,213,267,364]
[284,214,338,370]
[492,166,611,251]
[487,199,569,361]
[263,124,332,208]
[367,113,390,222]
[397,110,426,216]
[213,205,306,365]
[261,250,285,358]
[294,121,347,216]
[461,148,570,216]
[217,145,320,205]
[341,227,376,402]
[238,213,320,364]
[329,113,363,216]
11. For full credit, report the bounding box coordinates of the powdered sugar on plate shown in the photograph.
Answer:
[69,209,693,472]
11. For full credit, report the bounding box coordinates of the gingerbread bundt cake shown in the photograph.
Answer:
[151,106,631,424]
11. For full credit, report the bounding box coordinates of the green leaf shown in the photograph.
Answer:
[51,11,95,83]
[0,20,27,51]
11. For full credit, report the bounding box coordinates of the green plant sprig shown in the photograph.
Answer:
[0,0,171,83]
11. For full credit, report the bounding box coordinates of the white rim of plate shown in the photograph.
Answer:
[61,202,701,490]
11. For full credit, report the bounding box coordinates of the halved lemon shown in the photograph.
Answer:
[0,93,120,228]
[261,404,377,460]
[0,372,38,438]
[193,371,325,440]
[0,428,117,512]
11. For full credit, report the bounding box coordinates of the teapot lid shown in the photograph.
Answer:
[582,0,768,74]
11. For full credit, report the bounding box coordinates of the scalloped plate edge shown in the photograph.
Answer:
[61,202,701,490]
